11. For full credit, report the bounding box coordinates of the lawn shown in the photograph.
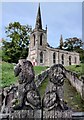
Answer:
[65,64,84,76]
[1,62,48,87]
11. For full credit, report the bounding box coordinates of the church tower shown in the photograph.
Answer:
[28,4,47,66]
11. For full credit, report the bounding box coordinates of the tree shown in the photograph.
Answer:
[63,37,83,51]
[2,22,32,63]
[63,37,84,63]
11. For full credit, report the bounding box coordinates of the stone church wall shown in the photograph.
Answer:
[45,47,80,67]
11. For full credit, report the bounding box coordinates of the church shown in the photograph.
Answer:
[27,4,80,66]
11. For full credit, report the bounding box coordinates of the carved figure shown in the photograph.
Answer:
[43,67,68,111]
[1,85,17,113]
[13,59,41,110]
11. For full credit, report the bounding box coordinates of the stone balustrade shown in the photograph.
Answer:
[0,63,84,119]
[65,70,84,100]
[35,68,50,87]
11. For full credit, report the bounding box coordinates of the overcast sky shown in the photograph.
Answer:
[2,2,82,47]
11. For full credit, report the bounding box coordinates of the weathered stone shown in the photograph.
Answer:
[1,61,75,119]
[13,59,41,110]
[28,4,80,67]
[43,65,68,111]
[43,110,72,119]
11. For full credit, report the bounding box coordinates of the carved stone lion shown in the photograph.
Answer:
[14,59,41,110]
[43,66,68,111]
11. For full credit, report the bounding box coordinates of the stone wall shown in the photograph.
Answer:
[35,68,50,87]
[65,70,84,100]
[48,64,84,100]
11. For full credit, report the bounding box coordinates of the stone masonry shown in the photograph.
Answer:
[27,4,80,67]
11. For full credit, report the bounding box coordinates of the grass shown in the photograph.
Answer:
[65,64,84,76]
[64,79,84,112]
[1,62,48,87]
[34,66,48,75]
[1,62,17,87]
[38,78,49,98]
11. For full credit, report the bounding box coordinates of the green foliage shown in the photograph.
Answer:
[63,37,83,51]
[2,22,32,63]
[1,62,48,87]
[63,37,84,63]
[2,62,17,87]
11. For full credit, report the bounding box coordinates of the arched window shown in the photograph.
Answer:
[40,34,42,46]
[61,54,64,65]
[75,57,77,64]
[40,52,43,63]
[33,34,35,46]
[69,56,71,65]
[53,52,56,64]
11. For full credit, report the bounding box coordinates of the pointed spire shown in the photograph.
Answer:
[35,3,42,29]
[46,25,47,30]
[60,35,63,42]
[60,34,63,49]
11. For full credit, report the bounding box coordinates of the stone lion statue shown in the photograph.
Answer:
[43,66,68,111]
[13,59,41,110]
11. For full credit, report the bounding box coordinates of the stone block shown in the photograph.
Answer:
[43,110,72,119]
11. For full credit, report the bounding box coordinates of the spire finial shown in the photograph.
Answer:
[35,3,42,29]
[60,34,63,49]
[46,25,47,30]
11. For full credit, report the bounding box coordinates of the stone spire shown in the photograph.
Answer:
[35,3,42,29]
[60,34,63,49]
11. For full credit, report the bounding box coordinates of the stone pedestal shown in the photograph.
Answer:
[0,113,10,120]
[43,110,72,119]
[10,110,41,119]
